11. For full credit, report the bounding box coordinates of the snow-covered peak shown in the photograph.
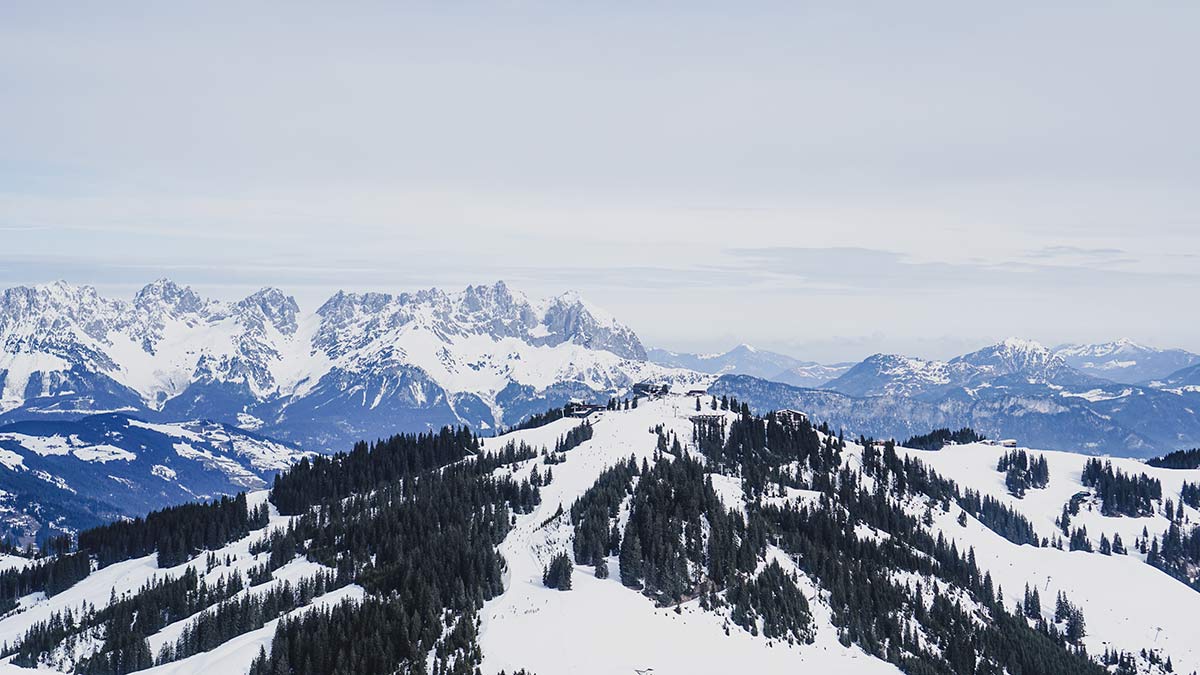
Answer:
[0,280,662,427]
[133,279,208,316]
[236,287,301,336]
[1056,339,1200,384]
[1056,338,1159,360]
[952,337,1064,378]
[823,352,961,397]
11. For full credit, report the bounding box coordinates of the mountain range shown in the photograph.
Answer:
[1054,339,1200,384]
[3,279,1200,468]
[647,344,853,387]
[0,280,697,453]
[712,337,1200,456]
[0,413,306,544]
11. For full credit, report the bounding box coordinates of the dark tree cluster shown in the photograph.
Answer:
[542,552,573,591]
[605,397,640,411]
[272,426,479,515]
[726,560,814,644]
[996,450,1050,497]
[156,571,340,667]
[1181,481,1199,509]
[554,420,593,454]
[77,494,268,568]
[1147,520,1200,589]
[860,440,959,506]
[758,454,1106,675]
[620,454,757,604]
[1053,592,1087,643]
[959,490,1041,547]
[475,440,540,473]
[15,419,540,675]
[245,431,539,675]
[1080,459,1162,517]
[570,457,638,568]
[902,427,986,451]
[653,424,683,458]
[691,415,726,460]
[10,566,246,672]
[704,409,841,497]
[0,552,90,612]
[505,405,567,432]
[247,598,482,675]
[715,394,749,414]
[1146,448,1200,470]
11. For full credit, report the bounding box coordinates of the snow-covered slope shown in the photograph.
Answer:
[0,491,364,675]
[474,402,902,675]
[468,397,1200,674]
[893,440,1200,670]
[1153,362,1200,392]
[0,414,308,543]
[1,395,1196,674]
[1056,339,1200,385]
[0,280,701,450]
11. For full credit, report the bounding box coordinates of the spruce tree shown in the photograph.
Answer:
[620,531,644,589]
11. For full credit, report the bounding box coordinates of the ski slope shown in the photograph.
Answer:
[476,396,1200,675]
[895,441,1200,672]
[476,401,901,675]
[0,491,364,675]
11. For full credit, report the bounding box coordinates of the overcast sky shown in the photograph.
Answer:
[2,3,1198,362]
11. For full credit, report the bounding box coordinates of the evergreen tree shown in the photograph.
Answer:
[543,552,573,591]
[619,532,644,589]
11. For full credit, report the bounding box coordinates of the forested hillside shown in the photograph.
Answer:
[0,395,1196,674]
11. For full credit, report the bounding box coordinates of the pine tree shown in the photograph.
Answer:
[543,552,573,591]
[594,556,609,579]
[619,531,644,589]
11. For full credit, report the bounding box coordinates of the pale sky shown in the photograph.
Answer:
[2,3,1198,362]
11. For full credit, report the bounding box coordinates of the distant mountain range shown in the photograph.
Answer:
[647,344,852,387]
[0,413,306,544]
[712,336,1200,457]
[1054,338,1200,384]
[0,280,698,452]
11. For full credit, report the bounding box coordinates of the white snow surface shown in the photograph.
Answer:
[0,433,136,464]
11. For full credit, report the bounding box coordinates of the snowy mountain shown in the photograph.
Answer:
[1055,339,1200,385]
[0,395,1195,675]
[951,337,1092,385]
[821,353,967,398]
[769,361,854,388]
[0,280,698,451]
[1154,362,1200,391]
[0,414,307,544]
[648,344,851,388]
[716,368,1200,457]
[826,338,1098,399]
